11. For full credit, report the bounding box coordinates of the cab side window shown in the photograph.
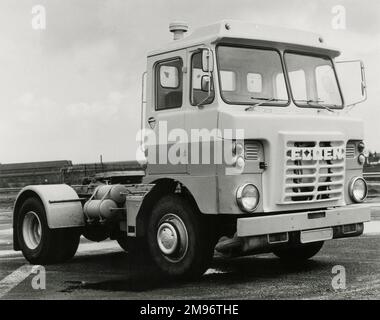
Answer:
[191,52,215,105]
[155,58,183,110]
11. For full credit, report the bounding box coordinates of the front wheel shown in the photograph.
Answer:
[273,241,324,262]
[17,198,80,265]
[147,195,216,279]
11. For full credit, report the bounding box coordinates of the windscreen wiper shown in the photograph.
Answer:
[245,97,287,111]
[295,99,335,113]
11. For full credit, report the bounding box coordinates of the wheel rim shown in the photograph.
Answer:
[156,213,188,263]
[22,211,42,250]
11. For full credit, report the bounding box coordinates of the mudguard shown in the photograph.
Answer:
[14,184,85,229]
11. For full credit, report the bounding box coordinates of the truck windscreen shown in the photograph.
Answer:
[284,52,343,109]
[217,45,289,106]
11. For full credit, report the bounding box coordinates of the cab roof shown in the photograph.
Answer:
[148,20,341,58]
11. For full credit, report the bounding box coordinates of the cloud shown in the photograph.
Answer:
[11,92,59,125]
[0,89,141,163]
[66,91,123,118]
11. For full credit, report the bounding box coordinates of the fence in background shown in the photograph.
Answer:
[0,160,143,188]
[0,160,72,188]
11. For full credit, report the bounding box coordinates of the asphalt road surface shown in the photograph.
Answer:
[1,210,380,300]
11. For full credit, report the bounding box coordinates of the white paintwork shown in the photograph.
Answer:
[300,228,333,244]
[371,203,380,216]
[237,204,371,237]
[219,110,364,213]
[14,184,85,229]
[145,49,187,175]
[149,20,340,58]
[143,19,364,218]
[364,221,380,234]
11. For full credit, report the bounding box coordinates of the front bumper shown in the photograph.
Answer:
[237,204,371,237]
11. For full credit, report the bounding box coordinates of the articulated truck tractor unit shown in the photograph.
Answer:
[13,21,372,278]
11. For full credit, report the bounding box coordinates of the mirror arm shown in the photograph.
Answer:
[198,47,214,107]
[197,72,213,108]
[360,61,368,98]
[337,59,368,109]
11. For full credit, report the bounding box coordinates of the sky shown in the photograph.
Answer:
[0,0,379,164]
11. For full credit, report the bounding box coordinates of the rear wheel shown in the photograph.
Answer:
[273,241,324,262]
[147,194,216,279]
[17,198,80,264]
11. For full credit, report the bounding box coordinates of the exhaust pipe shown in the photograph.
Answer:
[169,21,189,40]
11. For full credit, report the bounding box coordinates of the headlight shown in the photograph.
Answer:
[236,184,260,212]
[349,177,368,203]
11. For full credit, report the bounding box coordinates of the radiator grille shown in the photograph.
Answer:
[245,142,260,160]
[282,141,345,204]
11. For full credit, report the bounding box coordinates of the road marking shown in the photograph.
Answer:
[305,279,380,300]
[205,268,226,275]
[0,239,121,259]
[364,221,380,235]
[0,250,19,258]
[76,241,121,254]
[0,265,40,299]
[0,211,12,216]
[0,228,12,236]
[0,213,12,222]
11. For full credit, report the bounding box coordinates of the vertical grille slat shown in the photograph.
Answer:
[282,140,345,204]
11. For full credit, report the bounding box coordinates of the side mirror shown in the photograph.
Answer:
[335,60,367,107]
[201,75,210,92]
[202,49,214,73]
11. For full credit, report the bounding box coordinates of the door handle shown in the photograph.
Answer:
[148,117,156,128]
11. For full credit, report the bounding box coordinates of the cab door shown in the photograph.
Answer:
[145,50,187,175]
[184,48,219,176]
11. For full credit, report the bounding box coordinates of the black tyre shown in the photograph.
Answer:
[58,230,81,262]
[116,237,129,251]
[116,236,150,264]
[273,241,324,262]
[17,197,80,265]
[116,236,146,252]
[147,194,216,279]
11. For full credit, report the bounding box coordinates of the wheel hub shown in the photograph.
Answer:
[156,214,188,262]
[157,222,178,255]
[22,211,42,250]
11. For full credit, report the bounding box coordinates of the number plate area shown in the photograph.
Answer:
[300,228,333,244]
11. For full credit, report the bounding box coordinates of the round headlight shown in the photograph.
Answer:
[236,184,260,212]
[349,177,368,203]
[358,154,366,165]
